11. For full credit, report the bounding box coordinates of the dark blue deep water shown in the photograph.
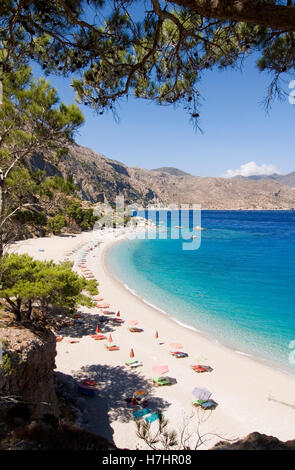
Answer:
[107,211,295,372]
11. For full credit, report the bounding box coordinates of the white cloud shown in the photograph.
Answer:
[223,161,280,178]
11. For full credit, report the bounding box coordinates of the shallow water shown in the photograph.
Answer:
[106,211,295,372]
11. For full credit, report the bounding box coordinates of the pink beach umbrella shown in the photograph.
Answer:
[152,364,169,376]
[108,334,113,343]
[169,343,183,350]
[130,348,135,358]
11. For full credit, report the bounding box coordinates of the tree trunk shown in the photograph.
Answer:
[0,170,5,258]
[27,299,32,320]
[5,297,22,321]
[168,1,295,32]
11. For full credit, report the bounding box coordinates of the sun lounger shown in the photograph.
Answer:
[145,412,160,424]
[91,334,107,340]
[77,383,96,396]
[191,365,208,373]
[170,351,188,358]
[104,343,119,350]
[133,408,152,420]
[192,399,207,407]
[192,399,218,410]
[111,318,125,324]
[130,361,143,368]
[125,359,138,366]
[129,327,143,333]
[201,400,218,410]
[151,376,172,386]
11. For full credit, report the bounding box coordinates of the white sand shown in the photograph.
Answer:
[12,229,295,449]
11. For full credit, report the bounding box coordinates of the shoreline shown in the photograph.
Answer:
[104,238,295,380]
[12,229,295,449]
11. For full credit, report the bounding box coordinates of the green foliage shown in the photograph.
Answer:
[0,64,84,254]
[85,279,99,296]
[0,1,293,124]
[46,215,67,235]
[65,200,98,230]
[0,353,14,376]
[0,253,94,320]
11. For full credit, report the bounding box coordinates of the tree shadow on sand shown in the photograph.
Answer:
[58,312,125,338]
[73,363,171,445]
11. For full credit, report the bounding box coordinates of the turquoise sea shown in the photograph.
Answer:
[106,211,295,373]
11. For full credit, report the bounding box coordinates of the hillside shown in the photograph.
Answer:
[31,143,295,210]
[236,172,295,187]
[151,167,192,177]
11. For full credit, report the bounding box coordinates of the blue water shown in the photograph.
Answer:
[106,211,295,372]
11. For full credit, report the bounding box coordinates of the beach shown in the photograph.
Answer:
[12,229,295,449]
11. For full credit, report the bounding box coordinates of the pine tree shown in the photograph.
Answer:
[1,1,294,123]
[0,65,84,256]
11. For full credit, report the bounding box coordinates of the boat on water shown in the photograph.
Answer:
[194,226,206,231]
[175,226,183,229]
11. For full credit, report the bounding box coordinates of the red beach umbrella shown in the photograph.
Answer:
[108,334,113,343]
[96,325,100,334]
[155,330,159,339]
[130,348,135,358]
[117,310,120,317]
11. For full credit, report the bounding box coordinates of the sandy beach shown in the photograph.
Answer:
[12,228,295,449]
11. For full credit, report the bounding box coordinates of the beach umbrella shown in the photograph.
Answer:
[155,330,159,339]
[108,334,113,343]
[152,364,169,376]
[169,342,183,349]
[130,348,135,358]
[129,320,138,326]
[192,387,211,401]
[96,325,100,334]
[117,310,120,317]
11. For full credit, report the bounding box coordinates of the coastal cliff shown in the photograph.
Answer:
[0,323,58,419]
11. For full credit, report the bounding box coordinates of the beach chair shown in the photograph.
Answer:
[133,408,152,420]
[104,344,120,351]
[91,334,107,340]
[170,351,188,358]
[192,399,207,408]
[201,400,218,410]
[129,327,143,333]
[145,412,160,424]
[130,361,143,368]
[77,382,96,397]
[151,376,172,386]
[125,359,138,366]
[191,365,208,373]
[111,318,125,324]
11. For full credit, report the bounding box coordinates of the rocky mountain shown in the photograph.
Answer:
[151,167,192,177]
[31,143,295,210]
[235,171,295,187]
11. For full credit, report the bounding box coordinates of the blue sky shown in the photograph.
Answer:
[32,54,295,177]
